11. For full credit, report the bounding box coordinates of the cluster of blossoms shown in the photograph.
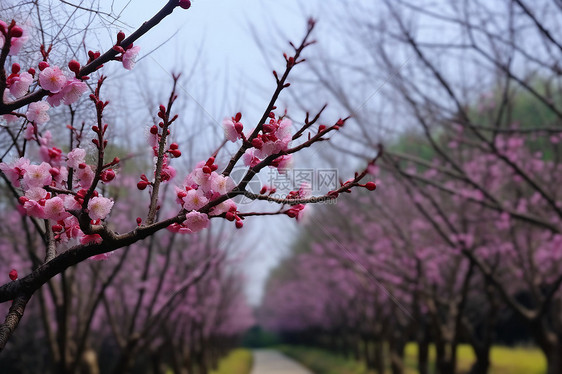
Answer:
[0,149,115,245]
[223,111,293,171]
[168,156,240,233]
[2,20,140,126]
[0,21,144,248]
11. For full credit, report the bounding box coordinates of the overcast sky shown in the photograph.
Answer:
[111,0,333,305]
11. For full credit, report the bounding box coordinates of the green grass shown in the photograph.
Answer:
[278,344,546,374]
[210,348,253,374]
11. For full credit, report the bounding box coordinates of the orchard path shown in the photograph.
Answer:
[251,349,313,374]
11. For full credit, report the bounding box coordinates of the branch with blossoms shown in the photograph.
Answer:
[0,4,379,352]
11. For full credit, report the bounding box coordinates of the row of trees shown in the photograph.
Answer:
[0,191,255,374]
[262,1,562,374]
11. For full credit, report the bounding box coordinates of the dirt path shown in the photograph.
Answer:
[250,349,313,374]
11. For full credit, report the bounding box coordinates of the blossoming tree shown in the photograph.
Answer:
[0,0,378,353]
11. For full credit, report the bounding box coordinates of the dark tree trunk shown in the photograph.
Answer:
[417,332,429,374]
[389,331,406,374]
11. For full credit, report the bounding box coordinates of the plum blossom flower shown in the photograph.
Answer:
[39,66,67,93]
[47,78,88,106]
[210,174,235,195]
[8,72,33,98]
[26,101,50,124]
[122,45,141,70]
[43,196,70,221]
[0,157,30,187]
[243,149,260,167]
[209,199,237,216]
[2,114,19,123]
[87,196,114,220]
[22,162,52,188]
[66,148,86,169]
[223,119,241,142]
[271,154,292,172]
[167,223,193,234]
[182,189,208,211]
[23,124,35,140]
[76,165,95,188]
[23,200,45,218]
[25,187,48,201]
[0,22,29,55]
[183,211,210,233]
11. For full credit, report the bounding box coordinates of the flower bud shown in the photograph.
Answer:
[8,269,18,281]
[178,0,191,9]
[364,182,377,191]
[38,61,49,71]
[10,26,23,38]
[68,60,81,74]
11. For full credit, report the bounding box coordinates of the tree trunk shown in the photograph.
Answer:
[468,346,490,374]
[372,341,385,374]
[389,332,406,374]
[79,348,100,374]
[545,344,562,374]
[417,329,430,374]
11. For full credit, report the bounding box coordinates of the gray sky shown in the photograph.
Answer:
[112,0,328,305]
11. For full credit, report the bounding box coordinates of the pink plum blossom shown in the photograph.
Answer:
[23,199,45,218]
[122,45,141,70]
[223,119,241,142]
[184,211,210,233]
[24,187,48,201]
[243,149,260,167]
[47,78,88,106]
[209,199,237,216]
[75,165,95,188]
[22,162,52,188]
[210,174,235,195]
[43,197,69,221]
[39,66,67,93]
[26,101,50,124]
[8,72,33,98]
[2,114,19,123]
[0,22,28,55]
[23,124,35,140]
[87,196,114,220]
[182,189,208,211]
[66,148,86,169]
[0,158,29,187]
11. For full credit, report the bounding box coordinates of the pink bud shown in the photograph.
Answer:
[117,31,126,44]
[235,220,243,229]
[11,63,20,74]
[178,0,191,9]
[235,122,244,133]
[9,269,18,281]
[10,26,23,38]
[252,138,263,149]
[68,60,81,74]
[38,61,49,71]
[364,182,377,191]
